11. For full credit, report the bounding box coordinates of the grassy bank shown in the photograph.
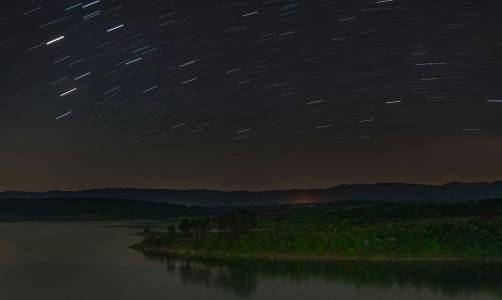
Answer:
[134,200,502,261]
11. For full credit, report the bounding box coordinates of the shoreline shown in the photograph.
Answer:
[130,243,502,264]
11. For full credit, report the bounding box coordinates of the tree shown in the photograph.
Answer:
[179,219,192,237]
[167,225,176,239]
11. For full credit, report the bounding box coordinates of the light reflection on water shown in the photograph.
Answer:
[0,240,14,260]
[142,254,502,299]
[0,221,501,300]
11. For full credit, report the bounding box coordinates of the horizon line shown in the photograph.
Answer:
[2,179,501,194]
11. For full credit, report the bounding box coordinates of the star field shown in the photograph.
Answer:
[1,0,502,191]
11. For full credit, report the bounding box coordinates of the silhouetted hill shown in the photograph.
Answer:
[0,198,215,220]
[2,181,502,207]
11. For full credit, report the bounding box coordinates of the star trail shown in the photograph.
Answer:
[1,0,502,191]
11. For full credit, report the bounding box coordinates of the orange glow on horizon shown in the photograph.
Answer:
[292,196,319,204]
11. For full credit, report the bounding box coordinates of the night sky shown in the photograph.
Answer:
[1,0,502,191]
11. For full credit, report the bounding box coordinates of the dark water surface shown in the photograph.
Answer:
[0,222,501,300]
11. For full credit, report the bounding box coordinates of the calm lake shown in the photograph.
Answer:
[0,222,501,300]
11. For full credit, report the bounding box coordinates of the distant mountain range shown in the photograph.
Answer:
[2,181,502,207]
[0,198,213,220]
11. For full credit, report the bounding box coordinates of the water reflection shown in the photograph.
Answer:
[143,254,502,298]
[1,222,501,300]
[0,240,14,261]
[144,255,258,296]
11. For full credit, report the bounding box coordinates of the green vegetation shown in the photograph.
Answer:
[136,200,502,260]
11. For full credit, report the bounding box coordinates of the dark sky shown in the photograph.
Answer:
[1,0,502,191]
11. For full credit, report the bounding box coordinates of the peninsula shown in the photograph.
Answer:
[132,200,502,261]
